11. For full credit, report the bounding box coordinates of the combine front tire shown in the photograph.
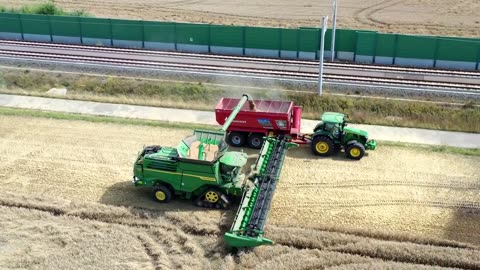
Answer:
[227,132,246,147]
[346,142,365,160]
[311,136,334,156]
[153,185,172,203]
[247,133,264,149]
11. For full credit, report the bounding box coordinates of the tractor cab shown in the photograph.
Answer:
[313,112,346,139]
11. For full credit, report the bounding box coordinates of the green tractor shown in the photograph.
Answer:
[311,112,376,160]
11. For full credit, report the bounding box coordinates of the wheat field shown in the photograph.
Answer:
[1,0,479,36]
[0,115,479,269]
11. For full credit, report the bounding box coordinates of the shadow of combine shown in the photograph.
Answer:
[100,181,211,212]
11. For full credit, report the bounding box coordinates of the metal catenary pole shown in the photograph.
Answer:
[330,0,338,61]
[318,16,328,95]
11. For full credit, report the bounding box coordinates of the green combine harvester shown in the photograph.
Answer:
[132,94,296,247]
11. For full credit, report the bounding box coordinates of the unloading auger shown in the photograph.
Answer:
[225,135,297,247]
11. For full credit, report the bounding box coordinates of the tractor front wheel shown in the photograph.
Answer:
[311,136,335,156]
[346,142,366,160]
[227,132,246,147]
[153,185,172,203]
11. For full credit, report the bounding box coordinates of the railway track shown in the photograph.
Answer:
[0,40,479,97]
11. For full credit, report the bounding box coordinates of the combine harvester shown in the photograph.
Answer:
[132,94,296,247]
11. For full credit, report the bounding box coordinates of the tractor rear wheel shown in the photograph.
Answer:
[227,132,246,147]
[311,136,335,156]
[247,133,264,149]
[153,185,172,203]
[346,142,366,160]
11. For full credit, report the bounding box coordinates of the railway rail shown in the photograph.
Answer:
[0,40,479,97]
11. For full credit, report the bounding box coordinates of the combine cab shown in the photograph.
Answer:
[132,94,296,248]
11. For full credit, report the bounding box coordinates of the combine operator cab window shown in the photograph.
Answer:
[220,163,239,182]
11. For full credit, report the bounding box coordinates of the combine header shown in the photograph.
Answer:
[132,94,295,248]
[225,135,296,247]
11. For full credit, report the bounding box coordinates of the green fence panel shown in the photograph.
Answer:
[325,29,332,50]
[2,12,480,65]
[20,14,50,35]
[298,28,319,52]
[111,19,143,41]
[0,13,22,33]
[143,21,175,43]
[80,17,111,39]
[396,35,436,59]
[375,34,396,57]
[245,26,280,50]
[436,38,480,62]
[355,31,376,55]
[280,28,297,51]
[335,29,356,52]
[176,23,209,45]
[210,25,243,47]
[50,15,80,37]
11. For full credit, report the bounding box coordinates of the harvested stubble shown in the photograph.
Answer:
[0,115,479,269]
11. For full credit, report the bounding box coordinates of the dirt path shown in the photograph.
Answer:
[1,0,479,36]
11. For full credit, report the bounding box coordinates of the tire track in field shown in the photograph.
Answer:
[0,196,222,236]
[161,0,207,8]
[279,179,480,190]
[273,199,480,210]
[353,0,405,27]
[275,242,480,270]
[137,234,173,270]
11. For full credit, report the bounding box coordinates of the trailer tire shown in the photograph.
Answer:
[247,133,264,149]
[311,136,334,156]
[153,185,172,203]
[346,142,365,160]
[227,132,246,147]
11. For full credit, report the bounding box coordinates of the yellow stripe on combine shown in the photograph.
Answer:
[144,168,217,182]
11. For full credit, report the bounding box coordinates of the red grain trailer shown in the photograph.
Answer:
[215,97,307,148]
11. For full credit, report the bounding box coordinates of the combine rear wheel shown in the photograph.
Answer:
[346,142,365,160]
[311,136,334,156]
[247,133,264,149]
[227,132,246,147]
[152,185,172,203]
